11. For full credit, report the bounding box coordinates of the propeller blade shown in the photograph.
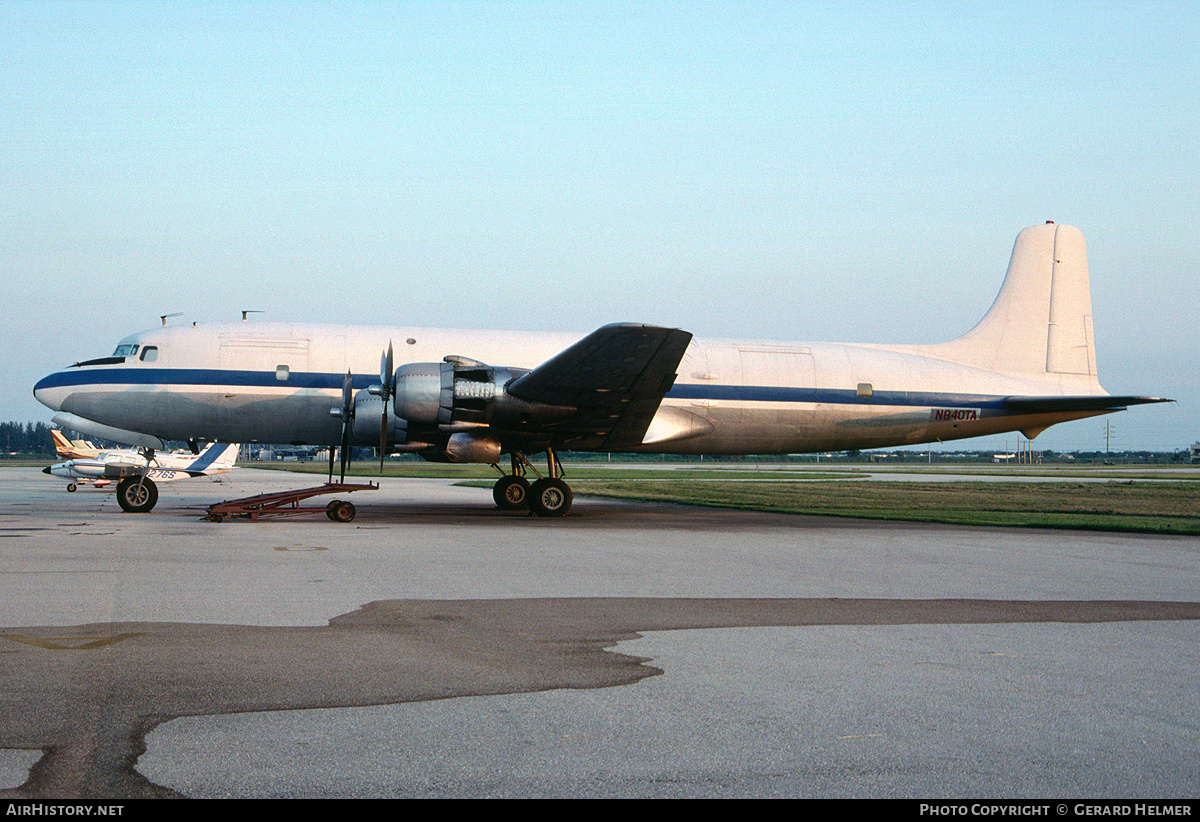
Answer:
[379,412,387,473]
[380,341,394,398]
[379,342,393,473]
[338,370,353,484]
[340,415,350,484]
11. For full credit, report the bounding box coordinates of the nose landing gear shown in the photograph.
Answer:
[116,476,158,513]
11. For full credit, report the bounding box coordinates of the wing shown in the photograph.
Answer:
[506,323,693,450]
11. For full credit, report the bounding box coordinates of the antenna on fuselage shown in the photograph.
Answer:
[160,313,183,327]
[241,310,264,321]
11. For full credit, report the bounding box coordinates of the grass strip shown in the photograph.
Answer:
[563,480,1200,535]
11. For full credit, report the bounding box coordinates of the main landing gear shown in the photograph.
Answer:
[491,449,574,517]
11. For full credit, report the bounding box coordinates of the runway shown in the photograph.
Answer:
[1,467,1197,798]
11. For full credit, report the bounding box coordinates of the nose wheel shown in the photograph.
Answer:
[116,476,158,513]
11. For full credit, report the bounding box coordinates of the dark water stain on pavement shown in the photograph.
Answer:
[2,597,1198,798]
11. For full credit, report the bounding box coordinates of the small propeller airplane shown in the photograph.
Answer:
[50,429,101,459]
[43,441,239,510]
[34,222,1169,516]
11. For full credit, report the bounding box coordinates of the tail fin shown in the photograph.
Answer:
[931,222,1098,381]
[51,429,72,456]
[213,443,239,467]
[192,442,240,471]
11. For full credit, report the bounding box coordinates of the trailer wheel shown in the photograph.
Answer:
[331,501,356,523]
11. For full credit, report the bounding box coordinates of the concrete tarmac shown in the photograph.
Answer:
[0,467,1197,799]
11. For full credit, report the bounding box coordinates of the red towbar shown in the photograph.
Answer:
[205,482,379,523]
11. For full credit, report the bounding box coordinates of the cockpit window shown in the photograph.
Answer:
[139,346,158,362]
[112,344,139,358]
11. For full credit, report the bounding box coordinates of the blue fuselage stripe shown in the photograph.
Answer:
[37,367,1014,409]
[665,384,1011,408]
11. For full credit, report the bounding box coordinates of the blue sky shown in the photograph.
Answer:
[2,1,1196,452]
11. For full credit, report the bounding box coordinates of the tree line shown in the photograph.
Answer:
[1,421,58,457]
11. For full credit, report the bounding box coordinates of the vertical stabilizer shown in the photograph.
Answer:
[932,223,1098,380]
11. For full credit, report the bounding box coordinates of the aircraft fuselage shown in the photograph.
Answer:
[34,320,1111,456]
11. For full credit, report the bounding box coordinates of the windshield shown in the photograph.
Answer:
[112,344,140,358]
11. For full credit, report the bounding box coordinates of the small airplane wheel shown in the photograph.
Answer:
[493,475,531,510]
[67,482,77,492]
[529,478,573,517]
[116,477,158,513]
[331,500,356,523]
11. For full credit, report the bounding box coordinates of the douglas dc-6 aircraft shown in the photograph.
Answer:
[43,441,238,506]
[34,223,1168,516]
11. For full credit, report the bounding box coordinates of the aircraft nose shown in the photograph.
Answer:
[42,466,51,475]
[33,372,67,411]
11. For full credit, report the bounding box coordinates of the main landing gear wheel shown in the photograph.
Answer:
[529,477,573,517]
[116,477,158,513]
[493,475,531,510]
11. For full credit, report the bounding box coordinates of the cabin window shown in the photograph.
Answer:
[276,365,290,381]
[857,382,873,398]
[140,346,158,362]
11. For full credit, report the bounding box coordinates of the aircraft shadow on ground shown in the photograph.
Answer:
[2,596,1199,798]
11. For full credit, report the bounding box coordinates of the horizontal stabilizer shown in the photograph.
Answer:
[1003,395,1173,413]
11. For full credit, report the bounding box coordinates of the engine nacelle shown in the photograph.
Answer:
[349,358,575,463]
[350,390,420,450]
[391,360,575,431]
[351,389,502,463]
[441,431,502,463]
